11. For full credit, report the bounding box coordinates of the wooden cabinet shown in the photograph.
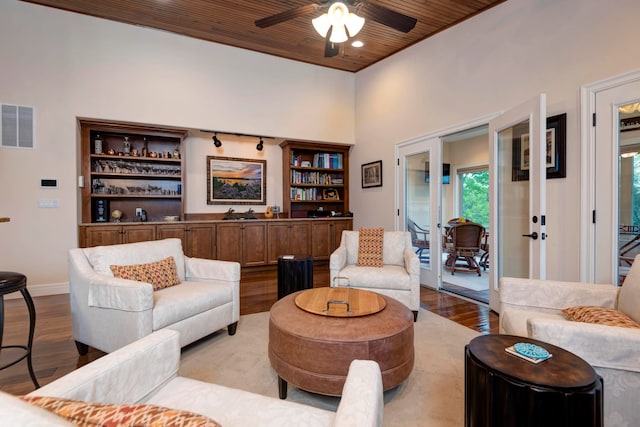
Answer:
[217,222,267,266]
[82,224,156,247]
[311,219,351,260]
[80,120,187,224]
[267,221,311,263]
[156,223,215,259]
[281,141,351,219]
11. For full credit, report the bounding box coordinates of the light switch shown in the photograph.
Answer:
[38,199,59,208]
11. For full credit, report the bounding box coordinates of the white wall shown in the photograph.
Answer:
[352,0,640,281]
[0,0,354,291]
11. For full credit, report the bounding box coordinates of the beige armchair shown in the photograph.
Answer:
[499,255,640,426]
[69,238,240,354]
[329,230,420,321]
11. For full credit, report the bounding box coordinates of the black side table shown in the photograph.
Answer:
[0,272,39,389]
[465,334,602,427]
[277,255,313,299]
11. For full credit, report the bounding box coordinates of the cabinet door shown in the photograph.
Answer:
[242,222,267,266]
[290,221,311,257]
[331,220,351,253]
[187,223,215,259]
[267,222,291,263]
[84,225,124,247]
[123,225,156,244]
[311,221,331,260]
[216,223,243,263]
[157,224,188,249]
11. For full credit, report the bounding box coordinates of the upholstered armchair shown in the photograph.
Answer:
[329,230,420,321]
[499,256,640,426]
[69,238,240,354]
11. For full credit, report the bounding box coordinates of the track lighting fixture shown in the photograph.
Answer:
[212,133,222,147]
[256,137,264,151]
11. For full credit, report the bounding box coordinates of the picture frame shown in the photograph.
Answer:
[207,156,266,205]
[362,160,382,188]
[512,113,566,181]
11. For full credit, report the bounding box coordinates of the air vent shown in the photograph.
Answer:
[1,103,34,148]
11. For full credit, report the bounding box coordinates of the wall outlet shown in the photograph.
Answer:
[136,208,142,217]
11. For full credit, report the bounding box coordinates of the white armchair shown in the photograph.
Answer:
[330,230,420,321]
[499,255,640,427]
[69,238,240,354]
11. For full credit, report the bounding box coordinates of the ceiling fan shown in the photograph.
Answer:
[255,1,418,58]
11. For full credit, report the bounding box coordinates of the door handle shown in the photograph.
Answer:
[522,232,538,240]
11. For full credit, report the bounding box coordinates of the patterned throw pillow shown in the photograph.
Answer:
[110,256,180,291]
[562,306,640,329]
[20,396,221,427]
[357,227,384,267]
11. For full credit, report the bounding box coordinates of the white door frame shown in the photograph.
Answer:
[580,68,640,282]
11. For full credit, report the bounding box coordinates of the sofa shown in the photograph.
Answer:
[69,238,240,354]
[499,256,640,427]
[0,329,384,426]
[330,230,420,320]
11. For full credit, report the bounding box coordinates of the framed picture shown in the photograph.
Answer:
[207,156,266,205]
[512,113,566,181]
[362,160,382,188]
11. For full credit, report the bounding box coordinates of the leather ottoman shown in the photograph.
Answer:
[269,290,414,398]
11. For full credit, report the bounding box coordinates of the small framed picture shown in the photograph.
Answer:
[362,160,382,188]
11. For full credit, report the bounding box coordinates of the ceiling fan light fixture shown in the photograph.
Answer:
[345,13,365,37]
[329,24,348,43]
[328,2,349,27]
[312,14,331,37]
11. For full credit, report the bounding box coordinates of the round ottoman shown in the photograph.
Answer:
[269,289,414,398]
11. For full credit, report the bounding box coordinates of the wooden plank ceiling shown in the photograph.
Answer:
[22,0,507,72]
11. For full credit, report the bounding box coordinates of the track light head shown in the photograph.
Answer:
[212,133,222,147]
[256,137,264,151]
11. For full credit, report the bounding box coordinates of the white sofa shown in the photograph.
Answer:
[69,238,240,354]
[0,329,384,426]
[499,256,640,427]
[329,230,420,320]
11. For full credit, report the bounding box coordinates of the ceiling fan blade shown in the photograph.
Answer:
[255,4,319,28]
[360,2,417,33]
[324,27,340,57]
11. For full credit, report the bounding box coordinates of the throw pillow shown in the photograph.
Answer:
[20,396,221,427]
[110,256,180,291]
[562,306,640,329]
[357,227,384,267]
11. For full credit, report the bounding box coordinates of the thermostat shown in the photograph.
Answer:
[40,178,58,188]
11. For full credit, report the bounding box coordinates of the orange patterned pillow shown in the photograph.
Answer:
[357,227,384,267]
[562,306,640,329]
[20,396,221,427]
[110,256,180,291]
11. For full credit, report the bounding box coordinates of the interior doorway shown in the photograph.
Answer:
[440,125,490,304]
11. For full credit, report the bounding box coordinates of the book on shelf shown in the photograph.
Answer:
[505,345,552,364]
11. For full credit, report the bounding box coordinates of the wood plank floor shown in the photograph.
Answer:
[0,278,498,396]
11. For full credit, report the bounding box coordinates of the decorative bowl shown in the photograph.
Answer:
[514,342,550,359]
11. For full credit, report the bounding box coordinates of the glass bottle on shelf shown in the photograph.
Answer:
[142,137,148,157]
[94,134,102,154]
[123,137,131,155]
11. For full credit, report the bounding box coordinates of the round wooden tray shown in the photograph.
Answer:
[294,287,386,317]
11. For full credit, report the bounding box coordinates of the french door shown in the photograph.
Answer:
[591,78,640,284]
[488,95,547,311]
[397,137,441,288]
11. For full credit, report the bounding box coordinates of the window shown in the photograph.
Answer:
[458,166,489,228]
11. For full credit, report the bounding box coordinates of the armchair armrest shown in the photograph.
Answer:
[29,330,181,403]
[87,273,154,312]
[500,277,620,314]
[528,317,640,373]
[185,257,240,283]
[332,360,383,427]
[403,247,420,277]
[330,246,348,286]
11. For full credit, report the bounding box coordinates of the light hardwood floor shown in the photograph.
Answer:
[0,280,498,396]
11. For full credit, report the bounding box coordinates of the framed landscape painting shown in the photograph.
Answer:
[207,156,266,205]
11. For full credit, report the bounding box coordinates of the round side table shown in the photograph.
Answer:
[0,272,39,389]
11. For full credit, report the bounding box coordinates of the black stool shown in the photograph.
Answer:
[0,272,39,389]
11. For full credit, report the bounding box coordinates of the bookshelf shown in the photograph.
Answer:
[280,141,351,218]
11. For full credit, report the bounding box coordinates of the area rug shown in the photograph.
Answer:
[179,308,480,427]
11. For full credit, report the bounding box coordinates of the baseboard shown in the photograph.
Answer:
[4,282,69,299]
